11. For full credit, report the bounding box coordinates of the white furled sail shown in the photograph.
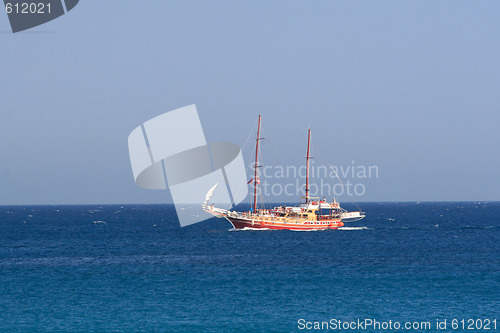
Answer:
[340,211,365,222]
[204,183,219,206]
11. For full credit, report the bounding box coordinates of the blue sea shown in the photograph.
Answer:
[0,202,498,332]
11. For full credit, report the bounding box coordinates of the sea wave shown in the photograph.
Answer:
[228,227,271,231]
[338,226,372,231]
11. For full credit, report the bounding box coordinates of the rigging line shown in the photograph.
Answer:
[230,117,260,205]
[265,114,309,132]
[210,117,258,210]
[246,117,270,211]
[239,116,259,152]
[243,144,257,207]
[328,163,363,212]
[328,163,345,187]
[256,122,269,210]
[263,122,294,174]
[258,121,295,207]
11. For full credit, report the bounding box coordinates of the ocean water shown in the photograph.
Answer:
[0,202,498,332]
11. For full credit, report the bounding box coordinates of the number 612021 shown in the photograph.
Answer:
[5,2,51,14]
[451,319,497,330]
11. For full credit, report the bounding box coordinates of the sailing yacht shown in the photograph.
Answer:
[203,115,365,230]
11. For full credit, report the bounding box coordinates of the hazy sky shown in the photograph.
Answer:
[1,1,499,205]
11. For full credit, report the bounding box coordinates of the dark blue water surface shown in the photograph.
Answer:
[0,202,498,332]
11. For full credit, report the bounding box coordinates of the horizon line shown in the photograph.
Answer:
[0,200,498,207]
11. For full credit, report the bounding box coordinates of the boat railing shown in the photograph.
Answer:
[230,211,314,224]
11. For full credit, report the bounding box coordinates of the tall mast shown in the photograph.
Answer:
[253,115,261,211]
[305,129,311,204]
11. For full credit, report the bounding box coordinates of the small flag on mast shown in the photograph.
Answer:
[247,178,260,184]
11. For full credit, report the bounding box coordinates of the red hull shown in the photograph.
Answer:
[227,217,343,230]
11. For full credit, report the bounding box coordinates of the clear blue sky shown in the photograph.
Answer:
[1,1,499,205]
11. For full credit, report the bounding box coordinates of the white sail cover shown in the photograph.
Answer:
[204,183,219,204]
[340,212,364,219]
